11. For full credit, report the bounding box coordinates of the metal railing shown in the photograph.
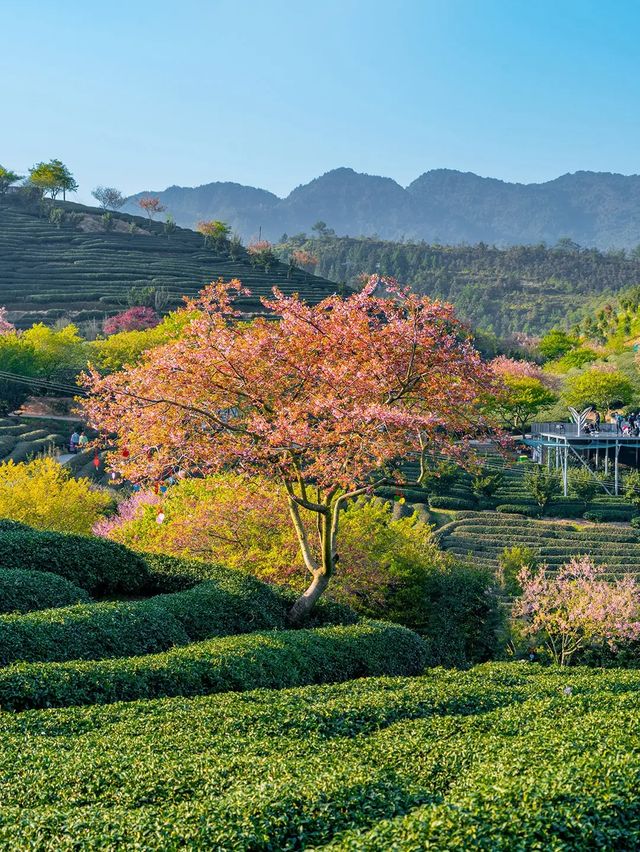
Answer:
[531,421,621,437]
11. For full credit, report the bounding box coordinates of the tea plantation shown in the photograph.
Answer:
[0,665,638,849]
[0,416,66,462]
[0,519,638,847]
[0,198,341,328]
[438,511,640,574]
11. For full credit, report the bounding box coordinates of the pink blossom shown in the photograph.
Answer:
[103,307,160,335]
[93,489,161,537]
[514,555,640,665]
[0,307,15,335]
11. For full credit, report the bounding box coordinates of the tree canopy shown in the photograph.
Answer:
[82,277,495,620]
[563,368,635,412]
[28,159,78,200]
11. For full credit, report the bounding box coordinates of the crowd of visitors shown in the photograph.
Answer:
[582,411,640,436]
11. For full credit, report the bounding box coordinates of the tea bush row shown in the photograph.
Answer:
[0,664,637,848]
[0,574,301,665]
[0,621,426,711]
[0,569,89,614]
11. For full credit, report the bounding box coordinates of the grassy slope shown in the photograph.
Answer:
[0,664,637,849]
[0,198,341,328]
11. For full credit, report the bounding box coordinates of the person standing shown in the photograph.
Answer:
[69,429,80,453]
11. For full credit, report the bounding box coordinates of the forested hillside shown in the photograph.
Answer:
[275,235,640,335]
[0,196,339,329]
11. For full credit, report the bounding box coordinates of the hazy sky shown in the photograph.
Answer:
[3,0,640,203]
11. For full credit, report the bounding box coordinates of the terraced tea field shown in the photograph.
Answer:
[0,416,67,462]
[438,511,640,575]
[0,199,341,328]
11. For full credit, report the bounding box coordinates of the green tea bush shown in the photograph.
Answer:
[0,568,89,613]
[0,665,637,849]
[0,568,360,666]
[0,523,149,594]
[428,496,475,510]
[584,509,635,523]
[496,503,539,516]
[415,563,504,667]
[0,621,427,710]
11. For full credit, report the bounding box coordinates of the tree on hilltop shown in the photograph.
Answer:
[28,159,78,201]
[92,186,125,210]
[0,166,23,197]
[81,276,496,622]
[138,196,166,221]
[196,220,231,249]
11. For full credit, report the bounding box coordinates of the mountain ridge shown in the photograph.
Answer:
[124,168,640,249]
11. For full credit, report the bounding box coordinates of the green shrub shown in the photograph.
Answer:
[0,567,359,666]
[0,523,149,594]
[0,621,427,711]
[498,546,538,595]
[496,504,539,517]
[414,563,504,667]
[583,509,634,523]
[0,665,637,849]
[0,568,89,613]
[429,496,475,510]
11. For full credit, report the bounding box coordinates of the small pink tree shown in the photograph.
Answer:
[103,307,160,335]
[291,249,319,272]
[247,240,275,270]
[0,307,15,335]
[93,489,161,537]
[138,197,166,221]
[514,555,640,665]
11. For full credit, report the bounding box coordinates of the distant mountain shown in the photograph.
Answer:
[125,168,640,249]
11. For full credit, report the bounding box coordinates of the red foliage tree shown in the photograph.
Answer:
[103,307,160,335]
[82,276,496,621]
[291,249,319,272]
[138,196,166,221]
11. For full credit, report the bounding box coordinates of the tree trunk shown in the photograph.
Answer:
[288,571,329,624]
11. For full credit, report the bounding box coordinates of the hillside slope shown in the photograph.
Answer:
[275,236,640,335]
[125,167,640,249]
[0,198,341,329]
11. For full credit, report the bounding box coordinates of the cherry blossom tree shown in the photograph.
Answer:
[487,357,558,435]
[138,197,166,221]
[196,220,231,249]
[81,276,496,621]
[514,555,640,666]
[0,307,15,335]
[103,307,160,335]
[247,240,275,271]
[290,249,319,272]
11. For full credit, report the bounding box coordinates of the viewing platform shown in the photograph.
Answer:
[525,419,640,496]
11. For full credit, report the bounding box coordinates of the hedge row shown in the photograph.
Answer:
[429,496,476,510]
[0,521,149,594]
[0,621,427,711]
[0,665,637,848]
[0,569,89,614]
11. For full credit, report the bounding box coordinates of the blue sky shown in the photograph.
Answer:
[3,0,639,203]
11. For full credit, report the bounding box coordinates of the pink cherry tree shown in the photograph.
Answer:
[82,276,496,621]
[0,307,15,335]
[514,555,640,665]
